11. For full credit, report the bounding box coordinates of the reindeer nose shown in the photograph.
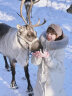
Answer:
[67,9,68,12]
[31,40,42,51]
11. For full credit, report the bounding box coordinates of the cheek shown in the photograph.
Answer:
[52,35,56,40]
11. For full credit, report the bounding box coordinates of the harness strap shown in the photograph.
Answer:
[17,32,38,50]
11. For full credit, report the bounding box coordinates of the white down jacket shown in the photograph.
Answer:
[31,32,68,96]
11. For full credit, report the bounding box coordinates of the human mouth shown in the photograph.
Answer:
[48,37,52,41]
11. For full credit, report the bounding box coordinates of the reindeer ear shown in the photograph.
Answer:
[17,24,21,29]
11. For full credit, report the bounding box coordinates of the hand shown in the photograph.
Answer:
[32,51,49,58]
[43,51,49,58]
[32,51,43,58]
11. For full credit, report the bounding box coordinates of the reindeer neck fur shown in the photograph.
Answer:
[0,26,28,62]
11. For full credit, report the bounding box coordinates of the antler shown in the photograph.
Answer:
[20,0,46,27]
[27,0,33,25]
[32,19,46,27]
[20,0,28,25]
[32,0,46,27]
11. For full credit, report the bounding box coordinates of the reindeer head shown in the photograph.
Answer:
[67,4,72,14]
[17,0,46,51]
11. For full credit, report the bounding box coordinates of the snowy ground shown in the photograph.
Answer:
[0,0,72,96]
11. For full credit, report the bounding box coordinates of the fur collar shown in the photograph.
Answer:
[39,32,69,50]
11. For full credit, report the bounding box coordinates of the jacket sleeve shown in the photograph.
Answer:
[45,49,65,69]
[31,55,42,65]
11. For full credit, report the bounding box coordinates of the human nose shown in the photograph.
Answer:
[48,33,51,37]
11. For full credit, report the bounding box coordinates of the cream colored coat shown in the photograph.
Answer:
[31,32,68,96]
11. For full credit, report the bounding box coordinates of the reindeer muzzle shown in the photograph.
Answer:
[27,38,39,51]
[31,39,42,52]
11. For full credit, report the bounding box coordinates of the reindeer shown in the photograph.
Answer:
[67,4,72,14]
[0,0,46,92]
[19,0,40,22]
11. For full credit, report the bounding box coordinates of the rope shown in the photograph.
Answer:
[17,32,38,50]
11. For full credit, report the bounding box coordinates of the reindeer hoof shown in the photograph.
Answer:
[5,64,11,71]
[27,85,33,92]
[10,81,18,89]
[6,67,11,71]
[27,92,34,96]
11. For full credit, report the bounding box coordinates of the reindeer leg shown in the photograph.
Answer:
[3,56,10,71]
[10,62,18,89]
[24,64,33,92]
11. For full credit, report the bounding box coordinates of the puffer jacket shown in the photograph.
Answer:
[31,32,68,96]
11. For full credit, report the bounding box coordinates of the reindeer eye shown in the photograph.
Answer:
[27,34,31,37]
[19,30,22,35]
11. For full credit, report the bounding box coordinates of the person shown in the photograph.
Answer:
[31,24,68,96]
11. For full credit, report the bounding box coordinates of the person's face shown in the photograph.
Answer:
[46,32,57,41]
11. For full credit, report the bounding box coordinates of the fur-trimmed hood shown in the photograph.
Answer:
[39,32,69,51]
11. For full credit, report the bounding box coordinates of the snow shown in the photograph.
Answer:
[0,0,72,96]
